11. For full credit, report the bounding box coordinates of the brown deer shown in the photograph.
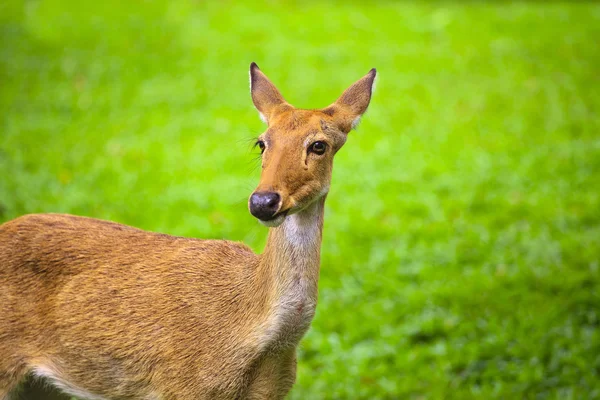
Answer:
[0,63,376,400]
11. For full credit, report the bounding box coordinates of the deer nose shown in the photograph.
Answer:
[249,191,281,221]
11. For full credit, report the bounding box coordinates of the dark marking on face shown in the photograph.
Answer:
[322,108,335,117]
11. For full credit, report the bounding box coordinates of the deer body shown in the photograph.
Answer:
[0,64,375,400]
[0,211,313,399]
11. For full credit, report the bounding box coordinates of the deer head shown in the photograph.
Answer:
[248,63,376,227]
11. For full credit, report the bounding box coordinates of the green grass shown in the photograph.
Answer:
[2,1,600,398]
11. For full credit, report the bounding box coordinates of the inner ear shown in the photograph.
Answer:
[249,63,292,123]
[322,68,377,133]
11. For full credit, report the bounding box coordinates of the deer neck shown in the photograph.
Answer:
[256,196,325,342]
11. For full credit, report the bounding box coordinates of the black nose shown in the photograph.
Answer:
[249,192,281,221]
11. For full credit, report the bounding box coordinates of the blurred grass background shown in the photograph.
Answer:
[1,1,600,399]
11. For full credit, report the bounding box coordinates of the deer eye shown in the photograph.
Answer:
[255,140,266,154]
[309,141,327,155]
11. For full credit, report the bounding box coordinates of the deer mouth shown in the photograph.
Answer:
[258,210,288,228]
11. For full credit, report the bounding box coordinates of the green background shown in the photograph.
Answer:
[1,1,599,398]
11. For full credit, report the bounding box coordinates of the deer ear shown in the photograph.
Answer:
[323,68,377,133]
[249,63,290,124]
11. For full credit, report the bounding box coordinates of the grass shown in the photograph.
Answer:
[1,1,600,398]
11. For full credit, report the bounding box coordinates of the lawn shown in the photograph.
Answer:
[1,1,600,398]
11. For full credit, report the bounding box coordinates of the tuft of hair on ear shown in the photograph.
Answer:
[322,68,377,133]
[249,62,291,124]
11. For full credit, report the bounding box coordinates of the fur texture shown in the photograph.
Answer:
[0,64,376,400]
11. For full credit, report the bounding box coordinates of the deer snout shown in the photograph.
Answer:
[249,191,281,221]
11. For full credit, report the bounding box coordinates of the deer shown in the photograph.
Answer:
[0,63,376,400]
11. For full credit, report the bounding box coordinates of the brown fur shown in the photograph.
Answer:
[0,64,376,400]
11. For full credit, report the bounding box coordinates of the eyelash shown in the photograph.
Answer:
[255,140,265,154]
